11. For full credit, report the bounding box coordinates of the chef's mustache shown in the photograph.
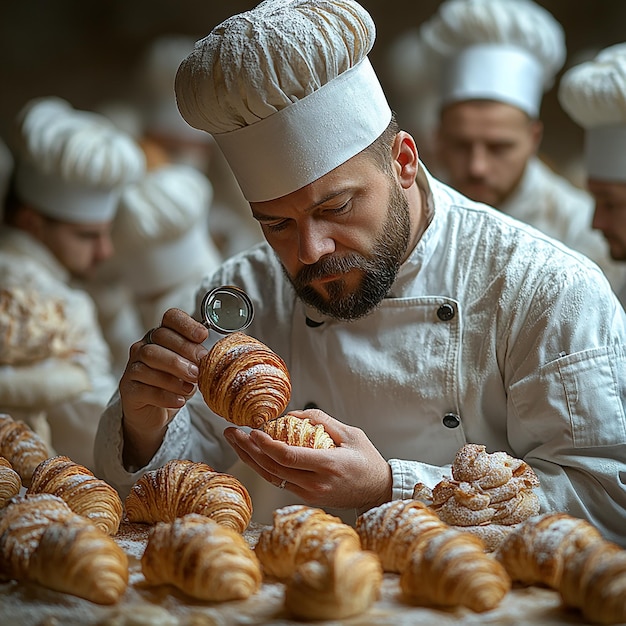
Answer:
[294,253,370,288]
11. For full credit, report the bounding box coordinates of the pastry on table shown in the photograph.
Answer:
[141,513,262,601]
[357,499,511,613]
[256,504,381,621]
[261,413,336,448]
[27,454,123,535]
[0,492,128,604]
[0,456,22,508]
[125,458,252,533]
[496,512,626,624]
[198,331,291,428]
[0,413,49,487]
[413,443,540,550]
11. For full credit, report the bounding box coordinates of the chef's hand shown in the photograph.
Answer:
[224,408,393,511]
[119,308,209,469]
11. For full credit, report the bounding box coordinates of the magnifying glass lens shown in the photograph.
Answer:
[201,286,254,334]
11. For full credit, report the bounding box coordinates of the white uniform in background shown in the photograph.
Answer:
[1,96,145,469]
[96,165,626,547]
[501,156,626,290]
[559,44,626,307]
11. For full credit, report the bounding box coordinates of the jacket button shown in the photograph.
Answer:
[442,413,461,428]
[437,303,455,321]
[304,402,319,410]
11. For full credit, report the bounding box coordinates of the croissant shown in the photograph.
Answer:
[261,413,336,448]
[256,504,382,620]
[0,413,49,487]
[0,493,73,580]
[255,504,361,579]
[558,536,626,625]
[357,500,511,613]
[0,456,22,508]
[27,455,123,535]
[28,520,129,604]
[0,492,128,604]
[125,459,252,533]
[198,331,291,428]
[285,537,383,621]
[495,512,605,589]
[141,513,262,601]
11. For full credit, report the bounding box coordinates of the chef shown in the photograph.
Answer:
[95,0,626,546]
[417,0,626,293]
[559,43,626,308]
[1,96,145,470]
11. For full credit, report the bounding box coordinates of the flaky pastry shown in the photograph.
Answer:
[357,499,511,613]
[27,455,124,535]
[0,413,49,487]
[141,513,262,601]
[261,413,335,448]
[198,331,291,428]
[125,459,252,533]
[0,456,22,508]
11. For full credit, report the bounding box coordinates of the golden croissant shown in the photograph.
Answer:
[255,504,361,579]
[0,492,128,604]
[495,512,605,589]
[256,504,382,620]
[141,513,262,602]
[198,331,291,428]
[28,520,129,604]
[261,413,336,448]
[27,455,123,535]
[125,459,252,533]
[0,413,49,487]
[0,456,22,508]
[558,535,626,625]
[357,499,511,613]
[285,537,383,621]
[0,493,74,580]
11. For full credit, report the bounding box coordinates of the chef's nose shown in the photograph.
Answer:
[297,222,336,265]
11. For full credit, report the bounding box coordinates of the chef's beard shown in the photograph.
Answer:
[284,179,411,321]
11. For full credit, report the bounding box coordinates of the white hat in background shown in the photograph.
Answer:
[175,0,392,202]
[114,162,221,297]
[419,0,566,118]
[558,43,626,183]
[139,34,212,146]
[13,96,146,223]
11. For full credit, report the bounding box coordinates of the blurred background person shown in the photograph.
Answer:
[113,161,223,332]
[559,43,626,306]
[100,33,263,259]
[0,96,145,469]
[416,0,625,291]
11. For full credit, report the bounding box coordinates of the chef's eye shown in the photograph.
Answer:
[263,219,290,233]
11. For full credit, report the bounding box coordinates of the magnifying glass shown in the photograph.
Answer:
[200,285,254,334]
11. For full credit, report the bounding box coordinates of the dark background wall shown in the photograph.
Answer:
[1,1,624,177]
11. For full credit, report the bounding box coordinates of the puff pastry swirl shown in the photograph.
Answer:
[261,413,336,448]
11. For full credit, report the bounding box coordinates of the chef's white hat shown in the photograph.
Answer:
[175,0,392,202]
[558,43,626,183]
[114,163,221,296]
[419,0,566,118]
[13,97,146,223]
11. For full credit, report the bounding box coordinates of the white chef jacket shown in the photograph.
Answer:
[0,227,117,470]
[96,165,626,546]
[502,156,626,296]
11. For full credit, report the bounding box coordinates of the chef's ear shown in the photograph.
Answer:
[392,131,418,190]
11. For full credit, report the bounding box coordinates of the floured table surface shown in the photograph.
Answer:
[0,521,606,626]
